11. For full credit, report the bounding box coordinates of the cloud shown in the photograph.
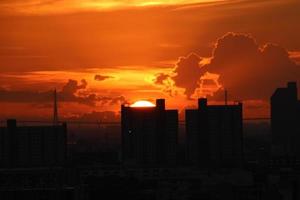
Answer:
[153,72,178,97]
[0,79,126,106]
[1,0,299,73]
[155,53,218,98]
[0,0,223,14]
[0,89,52,103]
[172,53,206,98]
[208,32,300,100]
[60,79,87,98]
[289,51,300,64]
[94,74,113,81]
[153,73,169,85]
[157,32,300,100]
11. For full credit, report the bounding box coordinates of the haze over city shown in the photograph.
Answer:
[1,0,300,121]
[2,1,300,200]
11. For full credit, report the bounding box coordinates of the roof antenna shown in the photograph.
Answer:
[53,88,59,125]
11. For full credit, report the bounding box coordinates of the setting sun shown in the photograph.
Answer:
[130,100,155,107]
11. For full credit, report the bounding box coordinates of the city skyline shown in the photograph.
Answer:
[1,0,300,120]
[0,82,299,199]
[1,1,300,199]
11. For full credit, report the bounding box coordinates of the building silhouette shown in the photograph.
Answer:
[0,119,67,168]
[121,99,178,166]
[271,82,300,157]
[53,88,59,125]
[186,98,243,167]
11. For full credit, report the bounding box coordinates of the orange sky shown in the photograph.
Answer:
[0,0,300,121]
[0,0,224,14]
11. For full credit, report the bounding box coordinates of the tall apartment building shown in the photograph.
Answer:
[121,99,178,166]
[186,98,243,167]
[271,82,300,157]
[0,119,67,168]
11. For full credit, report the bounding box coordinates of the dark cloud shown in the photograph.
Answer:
[153,73,169,85]
[0,79,126,106]
[159,32,300,100]
[208,32,300,100]
[108,96,126,105]
[94,74,113,81]
[59,79,87,102]
[172,53,205,98]
[0,0,300,73]
[153,72,178,97]
[0,89,52,103]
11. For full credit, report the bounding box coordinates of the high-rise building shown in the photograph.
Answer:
[186,98,243,167]
[271,82,300,157]
[0,119,67,168]
[121,99,178,166]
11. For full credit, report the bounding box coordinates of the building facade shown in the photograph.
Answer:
[271,82,300,157]
[0,119,67,168]
[121,99,178,166]
[186,98,243,167]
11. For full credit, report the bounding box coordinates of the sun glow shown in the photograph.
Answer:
[130,100,155,107]
[0,0,225,14]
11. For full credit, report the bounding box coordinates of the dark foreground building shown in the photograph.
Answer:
[271,82,300,157]
[0,119,67,168]
[0,120,87,200]
[121,99,178,166]
[186,98,243,167]
[0,167,86,200]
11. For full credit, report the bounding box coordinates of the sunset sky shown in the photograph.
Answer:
[1,0,300,121]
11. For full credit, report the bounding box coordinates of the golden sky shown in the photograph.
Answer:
[0,0,224,14]
[0,0,300,120]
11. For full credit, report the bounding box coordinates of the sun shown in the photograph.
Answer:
[130,100,155,107]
